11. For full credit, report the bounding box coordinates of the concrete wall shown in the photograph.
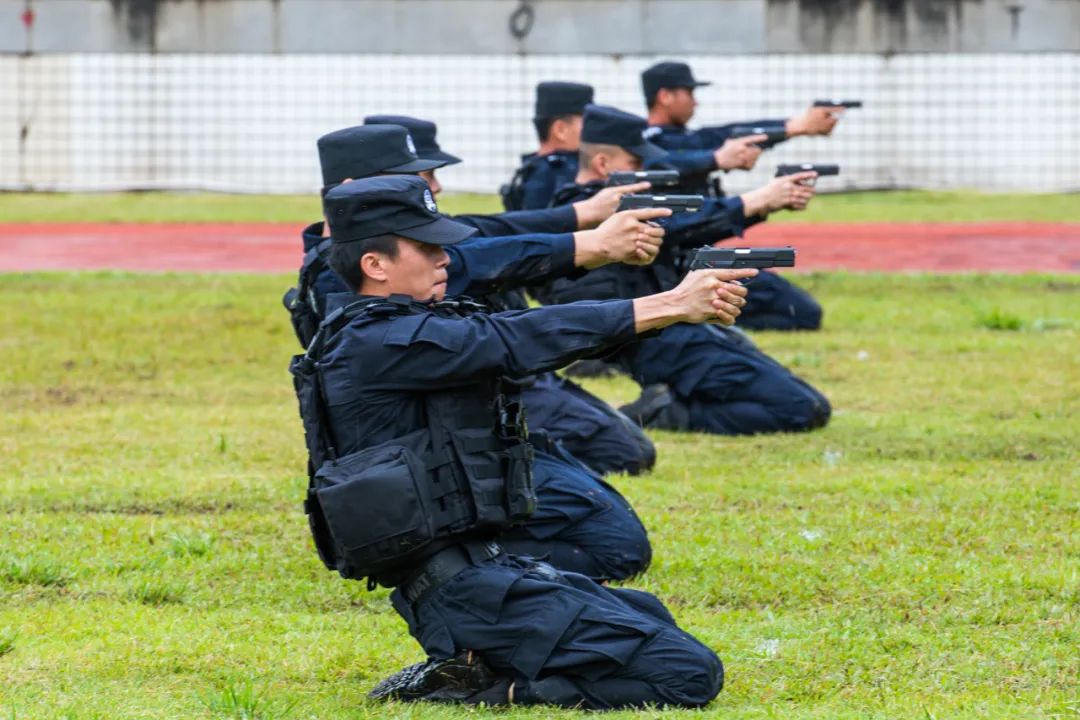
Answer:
[2,0,1080,54]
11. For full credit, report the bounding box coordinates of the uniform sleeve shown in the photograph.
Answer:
[646,148,717,175]
[663,196,757,247]
[655,119,790,152]
[733,196,767,233]
[444,233,578,297]
[452,206,578,236]
[355,301,638,390]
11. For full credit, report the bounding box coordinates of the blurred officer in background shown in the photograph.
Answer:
[642,60,848,197]
[541,105,831,435]
[501,81,594,211]
[360,116,629,236]
[640,62,831,331]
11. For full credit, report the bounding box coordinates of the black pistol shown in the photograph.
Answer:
[776,164,840,186]
[776,163,840,178]
[728,125,787,149]
[617,194,704,214]
[689,246,796,270]
[607,170,681,188]
[813,99,863,108]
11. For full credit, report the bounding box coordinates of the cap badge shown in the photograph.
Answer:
[423,189,438,213]
[405,133,417,155]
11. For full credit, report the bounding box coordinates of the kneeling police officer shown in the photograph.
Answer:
[292,175,755,708]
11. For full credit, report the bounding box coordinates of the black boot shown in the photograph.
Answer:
[368,651,511,705]
[619,384,692,431]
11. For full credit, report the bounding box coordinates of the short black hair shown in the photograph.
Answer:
[645,85,693,110]
[328,235,401,291]
[533,114,577,143]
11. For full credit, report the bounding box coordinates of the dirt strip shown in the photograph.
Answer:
[1,222,1078,273]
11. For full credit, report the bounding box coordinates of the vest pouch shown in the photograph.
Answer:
[290,355,332,470]
[314,442,435,579]
[283,286,320,350]
[449,428,512,528]
[504,440,537,521]
[305,485,339,571]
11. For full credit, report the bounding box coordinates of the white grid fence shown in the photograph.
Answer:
[1,53,1078,194]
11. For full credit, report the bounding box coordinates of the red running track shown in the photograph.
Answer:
[1,222,1079,273]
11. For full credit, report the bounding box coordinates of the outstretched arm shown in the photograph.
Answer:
[357,268,757,389]
[446,207,672,296]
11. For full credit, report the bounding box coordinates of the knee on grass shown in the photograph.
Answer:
[782,385,832,432]
[592,520,653,581]
[642,633,725,708]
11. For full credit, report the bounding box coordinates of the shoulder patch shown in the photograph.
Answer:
[383,314,463,353]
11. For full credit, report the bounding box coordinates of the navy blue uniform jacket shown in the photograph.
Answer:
[503,150,580,211]
[319,293,638,453]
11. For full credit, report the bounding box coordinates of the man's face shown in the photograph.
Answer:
[663,87,697,125]
[596,146,642,178]
[417,170,443,196]
[369,238,451,301]
[552,115,584,148]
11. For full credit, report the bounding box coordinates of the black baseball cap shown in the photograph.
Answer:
[363,115,462,166]
[324,176,477,247]
[535,81,594,120]
[641,61,712,100]
[580,104,667,162]
[317,125,446,186]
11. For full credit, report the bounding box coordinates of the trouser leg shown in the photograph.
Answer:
[629,324,831,435]
[395,557,723,710]
[522,374,656,476]
[498,452,651,581]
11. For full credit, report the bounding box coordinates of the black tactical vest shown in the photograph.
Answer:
[499,156,539,212]
[291,296,537,588]
[282,238,333,349]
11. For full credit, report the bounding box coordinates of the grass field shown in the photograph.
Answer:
[1,190,1079,224]
[1,270,1077,719]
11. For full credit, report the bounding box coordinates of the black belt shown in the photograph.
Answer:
[400,541,502,606]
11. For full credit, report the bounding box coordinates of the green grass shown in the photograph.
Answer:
[0,190,1077,224]
[0,192,497,224]
[769,190,1080,224]
[1,272,1078,719]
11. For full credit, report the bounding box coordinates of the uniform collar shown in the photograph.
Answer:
[650,123,689,134]
[323,291,359,316]
[302,220,327,252]
[552,179,602,206]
